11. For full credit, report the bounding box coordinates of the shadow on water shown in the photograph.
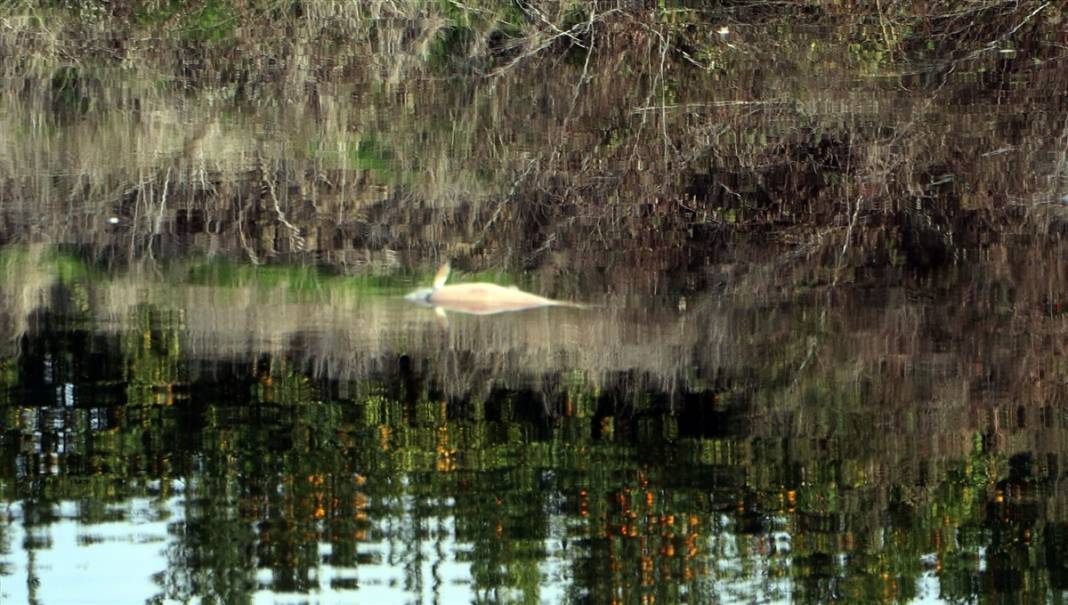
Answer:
[2,1,1068,603]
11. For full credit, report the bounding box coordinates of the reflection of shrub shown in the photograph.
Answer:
[50,66,92,118]
[0,357,16,393]
[121,0,237,44]
[429,24,476,68]
[178,0,236,44]
[348,138,393,174]
[426,0,531,70]
[122,304,184,405]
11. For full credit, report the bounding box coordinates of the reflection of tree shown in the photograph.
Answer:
[123,305,184,407]
[157,471,258,605]
[156,359,351,602]
[20,499,44,605]
[5,292,1068,604]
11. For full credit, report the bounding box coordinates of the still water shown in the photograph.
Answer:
[3,2,1068,603]
[2,249,1066,604]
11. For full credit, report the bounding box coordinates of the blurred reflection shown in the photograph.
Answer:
[0,246,1067,603]
[1,1,1067,601]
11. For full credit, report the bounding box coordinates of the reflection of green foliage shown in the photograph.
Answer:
[254,359,316,406]
[564,369,598,417]
[135,0,236,44]
[430,24,476,68]
[0,335,1060,605]
[123,304,184,405]
[0,246,97,284]
[930,434,1006,600]
[0,358,16,392]
[50,66,92,117]
[309,136,397,180]
[184,258,412,297]
[430,0,525,68]
[182,257,527,301]
[0,245,527,317]
[347,137,393,174]
[53,252,96,281]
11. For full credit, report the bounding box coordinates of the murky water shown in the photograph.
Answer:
[3,2,1068,604]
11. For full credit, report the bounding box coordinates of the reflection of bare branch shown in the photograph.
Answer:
[518,0,588,49]
[259,156,306,252]
[1004,2,1049,38]
[485,9,619,78]
[832,196,864,288]
[658,31,671,170]
[444,0,488,16]
[912,1,1051,75]
[631,100,787,113]
[129,171,145,260]
[874,0,897,56]
[153,167,171,236]
[145,166,172,265]
[566,7,596,123]
[236,197,260,266]
[473,157,538,249]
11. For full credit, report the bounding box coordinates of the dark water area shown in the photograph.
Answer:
[3,2,1068,604]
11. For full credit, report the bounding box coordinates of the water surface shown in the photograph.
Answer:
[3,2,1068,604]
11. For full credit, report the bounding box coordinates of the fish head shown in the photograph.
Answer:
[404,287,435,306]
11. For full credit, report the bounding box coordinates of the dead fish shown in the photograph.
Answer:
[405,263,584,317]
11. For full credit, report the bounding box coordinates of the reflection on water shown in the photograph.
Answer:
[3,1,1068,602]
[2,247,1068,604]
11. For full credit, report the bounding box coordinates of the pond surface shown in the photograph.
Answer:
[3,2,1068,604]
[2,248,1066,604]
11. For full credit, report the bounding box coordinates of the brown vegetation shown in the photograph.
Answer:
[5,4,1068,602]
[1,1,1064,284]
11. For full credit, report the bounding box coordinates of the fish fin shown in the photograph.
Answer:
[435,306,449,329]
[433,263,451,289]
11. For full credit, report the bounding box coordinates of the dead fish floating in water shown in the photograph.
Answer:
[405,263,585,318]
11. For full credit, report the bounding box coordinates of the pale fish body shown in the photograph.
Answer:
[404,263,581,316]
